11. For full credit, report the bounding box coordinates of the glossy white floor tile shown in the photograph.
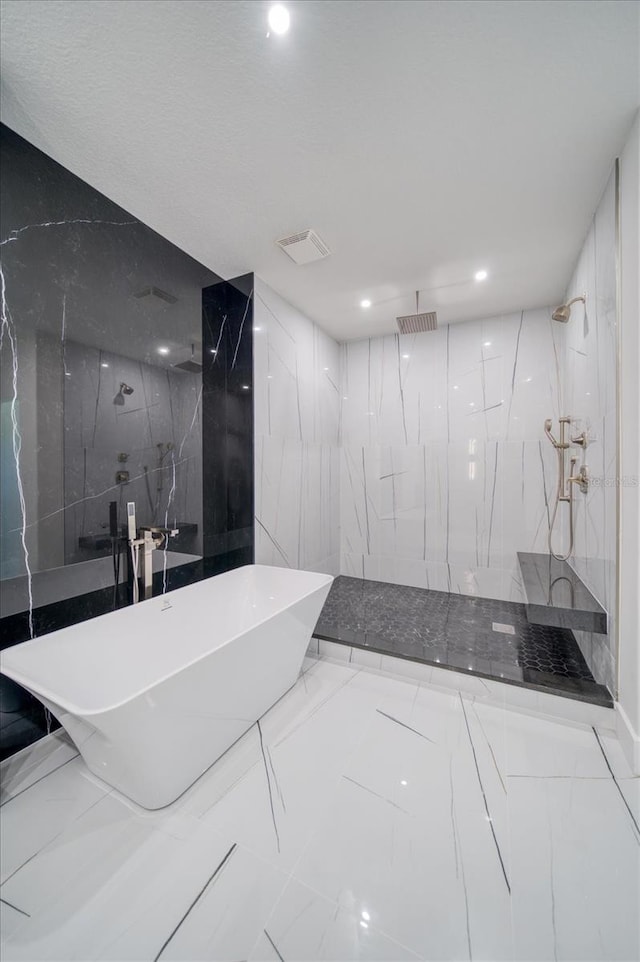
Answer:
[1,657,638,962]
[0,730,78,805]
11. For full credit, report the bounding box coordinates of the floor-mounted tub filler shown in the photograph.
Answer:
[0,565,333,809]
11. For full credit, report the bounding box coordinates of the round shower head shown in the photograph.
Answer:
[552,294,586,323]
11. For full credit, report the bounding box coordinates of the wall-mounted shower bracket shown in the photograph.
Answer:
[544,415,590,561]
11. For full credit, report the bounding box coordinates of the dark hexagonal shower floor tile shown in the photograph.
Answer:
[314,576,612,707]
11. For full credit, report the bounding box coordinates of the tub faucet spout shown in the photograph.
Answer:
[130,526,179,601]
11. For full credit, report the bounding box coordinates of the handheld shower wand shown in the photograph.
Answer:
[544,417,590,561]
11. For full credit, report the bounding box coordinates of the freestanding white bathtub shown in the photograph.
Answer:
[0,565,333,809]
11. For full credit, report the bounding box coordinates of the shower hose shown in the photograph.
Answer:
[548,445,574,562]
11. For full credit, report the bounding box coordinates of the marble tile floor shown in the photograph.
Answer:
[0,655,638,962]
[315,576,612,706]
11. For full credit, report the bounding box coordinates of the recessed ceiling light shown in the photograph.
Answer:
[453,385,459,390]
[475,270,488,282]
[268,3,290,35]
[253,326,262,332]
[402,354,410,359]
[210,348,217,355]
[483,341,492,347]
[360,921,368,929]
[241,385,250,390]
[158,346,170,355]
[362,911,371,921]
[360,299,372,309]
[101,362,109,368]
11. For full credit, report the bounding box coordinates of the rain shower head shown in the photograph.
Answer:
[173,343,202,374]
[396,291,438,334]
[552,294,586,323]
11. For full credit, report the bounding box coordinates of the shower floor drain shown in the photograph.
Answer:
[492,622,516,634]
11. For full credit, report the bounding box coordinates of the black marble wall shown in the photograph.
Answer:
[0,125,254,759]
[202,275,255,569]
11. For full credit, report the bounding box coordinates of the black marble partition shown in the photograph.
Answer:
[0,125,254,759]
[202,275,254,568]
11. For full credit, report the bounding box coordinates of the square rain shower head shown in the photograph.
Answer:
[396,311,438,334]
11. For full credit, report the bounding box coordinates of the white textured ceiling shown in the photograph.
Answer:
[1,0,638,341]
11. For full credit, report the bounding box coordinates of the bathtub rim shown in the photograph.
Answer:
[0,565,333,718]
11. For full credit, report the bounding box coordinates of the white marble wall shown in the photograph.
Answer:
[562,168,618,693]
[253,278,340,575]
[340,309,566,601]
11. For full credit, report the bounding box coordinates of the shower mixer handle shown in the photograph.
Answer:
[569,462,589,495]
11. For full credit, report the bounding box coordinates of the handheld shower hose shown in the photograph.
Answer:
[548,445,576,562]
[544,416,588,561]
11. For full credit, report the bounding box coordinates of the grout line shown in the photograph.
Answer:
[273,667,362,750]
[0,790,108,887]
[459,694,511,894]
[508,774,609,780]
[153,843,237,961]
[0,755,78,809]
[592,728,640,842]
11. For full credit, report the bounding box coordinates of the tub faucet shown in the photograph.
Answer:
[130,525,179,601]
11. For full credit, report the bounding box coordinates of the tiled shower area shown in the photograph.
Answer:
[254,166,619,711]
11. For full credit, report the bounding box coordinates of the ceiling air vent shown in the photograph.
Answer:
[276,229,331,265]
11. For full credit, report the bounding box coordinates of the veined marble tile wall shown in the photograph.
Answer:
[340,309,566,602]
[563,168,618,693]
[253,278,340,575]
[252,191,618,689]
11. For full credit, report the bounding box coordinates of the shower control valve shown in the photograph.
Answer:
[569,463,589,495]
